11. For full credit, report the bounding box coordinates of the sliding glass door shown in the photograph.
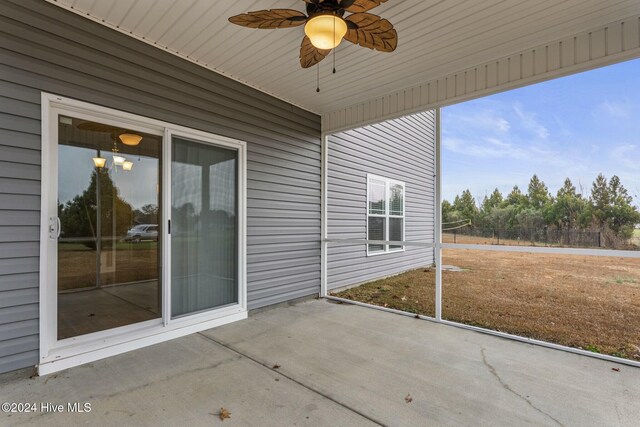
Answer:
[56,116,162,340]
[170,136,239,318]
[41,95,246,373]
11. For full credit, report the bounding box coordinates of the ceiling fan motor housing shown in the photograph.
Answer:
[306,0,348,18]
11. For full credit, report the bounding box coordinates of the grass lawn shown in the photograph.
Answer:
[58,243,158,290]
[333,248,640,361]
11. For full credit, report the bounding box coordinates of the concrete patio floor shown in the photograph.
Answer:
[1,299,639,426]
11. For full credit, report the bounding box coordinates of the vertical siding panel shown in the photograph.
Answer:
[497,58,510,85]
[591,28,607,59]
[476,66,487,91]
[446,76,456,99]
[428,82,437,104]
[419,83,429,106]
[486,61,498,88]
[607,22,622,55]
[437,78,447,102]
[533,48,546,75]
[622,17,640,51]
[412,87,420,110]
[560,37,575,67]
[575,33,591,63]
[521,50,534,77]
[0,0,321,373]
[547,43,561,71]
[465,69,476,94]
[508,56,520,82]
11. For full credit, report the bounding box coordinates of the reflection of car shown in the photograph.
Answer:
[125,224,158,243]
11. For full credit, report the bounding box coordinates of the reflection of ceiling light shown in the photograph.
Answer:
[113,155,126,166]
[92,157,106,168]
[305,14,348,49]
[119,133,143,146]
[122,161,133,171]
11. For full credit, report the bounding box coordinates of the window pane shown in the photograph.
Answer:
[368,216,385,252]
[171,137,238,318]
[368,178,386,214]
[389,217,403,250]
[389,183,404,216]
[57,116,161,340]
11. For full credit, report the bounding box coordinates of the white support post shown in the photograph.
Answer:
[434,108,443,321]
[320,133,329,297]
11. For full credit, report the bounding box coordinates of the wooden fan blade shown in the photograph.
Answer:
[300,36,331,68]
[344,13,397,52]
[341,0,388,13]
[229,9,307,29]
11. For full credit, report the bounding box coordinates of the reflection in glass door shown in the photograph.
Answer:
[171,136,238,318]
[57,116,162,339]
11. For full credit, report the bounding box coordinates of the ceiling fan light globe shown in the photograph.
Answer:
[119,133,143,146]
[305,15,348,50]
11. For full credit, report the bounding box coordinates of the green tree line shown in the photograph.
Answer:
[443,174,640,248]
[58,170,158,248]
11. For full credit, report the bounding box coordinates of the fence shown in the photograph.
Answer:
[443,226,602,248]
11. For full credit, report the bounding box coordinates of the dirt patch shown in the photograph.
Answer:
[333,249,640,361]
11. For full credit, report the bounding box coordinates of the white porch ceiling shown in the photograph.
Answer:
[50,0,640,116]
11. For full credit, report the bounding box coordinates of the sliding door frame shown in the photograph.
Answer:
[39,93,247,375]
[163,128,247,326]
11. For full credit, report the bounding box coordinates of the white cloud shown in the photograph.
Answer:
[610,144,639,170]
[442,136,556,163]
[598,99,632,119]
[443,109,510,134]
[513,104,549,139]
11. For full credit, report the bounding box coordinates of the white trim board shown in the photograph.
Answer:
[322,13,640,133]
[39,93,248,375]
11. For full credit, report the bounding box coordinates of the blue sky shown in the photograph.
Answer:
[441,58,640,208]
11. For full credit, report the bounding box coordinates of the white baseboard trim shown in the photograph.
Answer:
[38,311,247,376]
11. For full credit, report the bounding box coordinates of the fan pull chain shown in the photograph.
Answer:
[333,17,337,74]
[333,46,336,74]
[316,63,320,92]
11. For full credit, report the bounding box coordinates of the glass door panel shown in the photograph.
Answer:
[171,136,238,318]
[57,116,162,339]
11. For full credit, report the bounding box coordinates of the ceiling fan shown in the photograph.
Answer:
[228,0,397,69]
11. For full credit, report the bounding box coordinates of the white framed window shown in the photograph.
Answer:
[367,174,405,255]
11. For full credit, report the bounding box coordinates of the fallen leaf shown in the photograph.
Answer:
[405,393,413,403]
[401,296,407,302]
[272,364,281,369]
[414,314,420,319]
[219,407,231,421]
[612,367,620,372]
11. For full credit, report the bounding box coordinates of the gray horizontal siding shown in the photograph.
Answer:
[327,111,436,290]
[0,0,321,373]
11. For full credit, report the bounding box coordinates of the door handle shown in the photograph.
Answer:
[49,216,61,240]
